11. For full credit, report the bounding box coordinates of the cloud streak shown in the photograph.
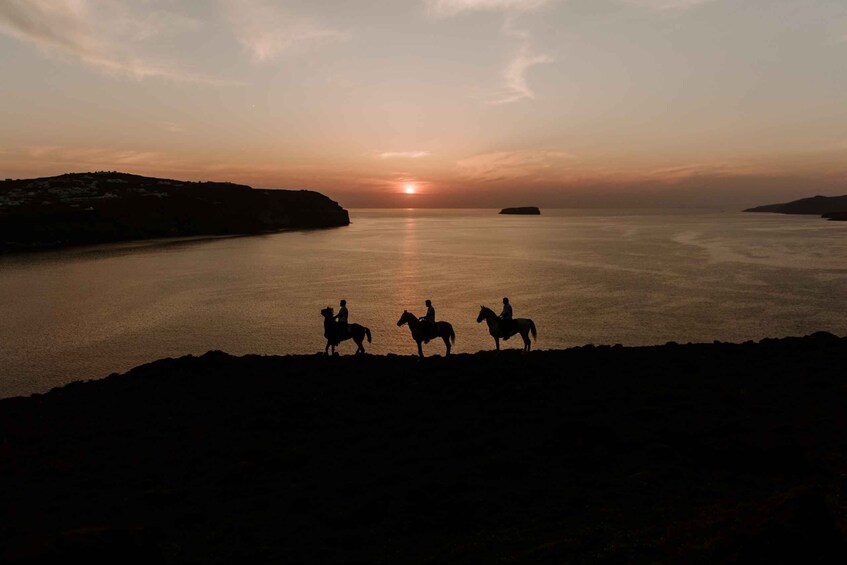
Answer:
[620,0,718,11]
[423,1,556,104]
[379,151,431,159]
[427,0,552,18]
[457,149,576,181]
[4,145,193,173]
[491,48,554,104]
[0,0,230,84]
[223,0,348,64]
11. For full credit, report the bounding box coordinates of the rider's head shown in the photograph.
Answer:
[503,297,509,304]
[340,299,346,306]
[425,299,431,307]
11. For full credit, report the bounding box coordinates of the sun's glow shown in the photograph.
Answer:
[404,183,416,194]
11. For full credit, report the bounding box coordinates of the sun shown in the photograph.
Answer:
[404,183,416,194]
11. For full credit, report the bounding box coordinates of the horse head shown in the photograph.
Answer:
[397,310,411,327]
[321,306,333,318]
[477,305,493,323]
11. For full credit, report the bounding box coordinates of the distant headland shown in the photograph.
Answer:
[0,172,349,253]
[499,206,541,215]
[744,194,847,221]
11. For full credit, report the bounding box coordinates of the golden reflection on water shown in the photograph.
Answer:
[399,214,421,313]
[1,209,847,398]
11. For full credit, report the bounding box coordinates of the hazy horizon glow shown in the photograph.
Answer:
[2,0,846,208]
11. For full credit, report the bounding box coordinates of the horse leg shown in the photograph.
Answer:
[357,338,364,355]
[495,337,500,352]
[417,340,424,359]
[325,340,330,356]
[522,330,530,353]
[442,335,451,356]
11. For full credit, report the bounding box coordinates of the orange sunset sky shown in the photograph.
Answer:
[1,0,846,208]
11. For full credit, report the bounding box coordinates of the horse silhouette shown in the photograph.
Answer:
[321,306,372,356]
[477,305,537,353]
[396,310,455,358]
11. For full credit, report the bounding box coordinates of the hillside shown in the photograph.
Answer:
[0,172,349,252]
[2,333,847,563]
[744,194,847,220]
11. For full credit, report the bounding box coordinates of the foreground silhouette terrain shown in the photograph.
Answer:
[2,333,847,563]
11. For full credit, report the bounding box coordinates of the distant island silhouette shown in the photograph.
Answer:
[499,206,540,215]
[0,172,349,252]
[744,194,847,221]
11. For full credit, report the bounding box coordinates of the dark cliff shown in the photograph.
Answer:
[0,172,350,252]
[744,194,847,220]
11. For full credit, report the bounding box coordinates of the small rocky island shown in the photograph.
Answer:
[0,172,349,252]
[744,194,847,221]
[499,206,540,215]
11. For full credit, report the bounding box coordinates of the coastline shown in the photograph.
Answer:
[3,333,847,563]
[0,172,350,254]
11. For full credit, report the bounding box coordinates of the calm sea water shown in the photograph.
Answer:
[1,208,846,398]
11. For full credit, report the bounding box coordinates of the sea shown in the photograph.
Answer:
[1,208,846,399]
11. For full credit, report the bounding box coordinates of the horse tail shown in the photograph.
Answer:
[449,324,456,345]
[365,327,372,343]
[530,320,537,341]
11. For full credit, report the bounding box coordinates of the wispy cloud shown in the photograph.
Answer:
[644,161,768,182]
[457,149,576,181]
[620,0,717,11]
[222,0,348,64]
[379,151,431,159]
[491,47,554,104]
[12,145,190,171]
[427,0,552,18]
[0,0,230,83]
[424,1,555,104]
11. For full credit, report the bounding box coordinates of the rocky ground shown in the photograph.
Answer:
[2,333,847,563]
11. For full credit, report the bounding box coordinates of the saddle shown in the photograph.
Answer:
[420,320,437,342]
[335,322,350,340]
[500,319,516,339]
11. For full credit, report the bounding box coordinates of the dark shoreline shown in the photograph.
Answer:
[0,172,350,254]
[3,333,847,563]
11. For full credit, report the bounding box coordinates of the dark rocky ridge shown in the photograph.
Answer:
[0,172,349,252]
[744,194,847,221]
[2,332,847,563]
[500,206,541,215]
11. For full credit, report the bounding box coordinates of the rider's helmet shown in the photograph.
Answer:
[503,297,509,304]
[425,299,432,306]
[340,299,346,306]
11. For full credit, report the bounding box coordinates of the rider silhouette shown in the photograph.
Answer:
[499,297,515,339]
[420,299,436,343]
[334,299,349,339]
